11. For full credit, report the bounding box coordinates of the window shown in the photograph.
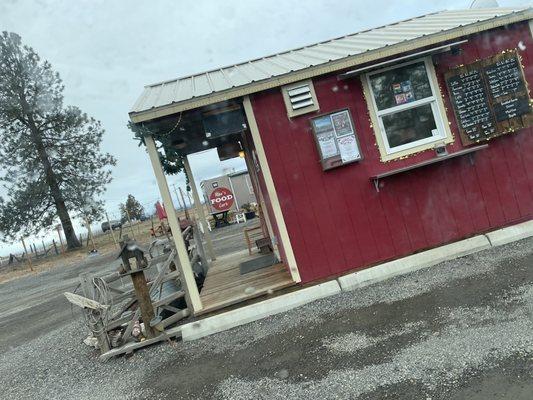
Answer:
[281,80,320,118]
[364,58,451,160]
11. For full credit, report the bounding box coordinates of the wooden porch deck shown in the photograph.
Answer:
[198,250,295,315]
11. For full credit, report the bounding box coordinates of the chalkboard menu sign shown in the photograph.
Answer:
[445,50,532,146]
[309,109,363,170]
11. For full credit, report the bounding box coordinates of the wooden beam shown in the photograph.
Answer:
[100,324,184,362]
[144,135,203,313]
[64,292,108,311]
[243,96,301,283]
[183,156,216,261]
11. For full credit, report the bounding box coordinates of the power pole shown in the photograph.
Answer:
[178,186,190,220]
[172,184,184,210]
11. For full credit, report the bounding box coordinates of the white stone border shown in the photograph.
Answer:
[485,220,533,247]
[338,235,491,291]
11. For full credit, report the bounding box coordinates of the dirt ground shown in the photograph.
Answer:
[0,232,531,399]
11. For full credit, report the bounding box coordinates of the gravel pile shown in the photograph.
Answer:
[322,321,426,354]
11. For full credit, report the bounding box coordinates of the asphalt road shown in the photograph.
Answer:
[0,233,531,399]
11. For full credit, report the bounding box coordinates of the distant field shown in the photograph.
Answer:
[0,213,186,283]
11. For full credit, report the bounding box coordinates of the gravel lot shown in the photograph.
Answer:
[0,235,532,399]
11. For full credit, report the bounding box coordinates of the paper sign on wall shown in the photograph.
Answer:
[338,135,360,163]
[309,108,363,171]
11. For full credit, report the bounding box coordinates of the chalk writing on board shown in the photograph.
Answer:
[445,50,532,146]
[485,56,526,98]
[446,70,495,140]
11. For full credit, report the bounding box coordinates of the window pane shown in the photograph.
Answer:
[381,103,437,148]
[370,62,433,111]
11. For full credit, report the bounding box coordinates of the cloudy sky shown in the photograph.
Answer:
[0,0,530,254]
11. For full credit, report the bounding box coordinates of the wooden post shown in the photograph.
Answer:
[21,238,33,271]
[79,273,110,353]
[105,212,119,249]
[183,156,216,261]
[125,209,136,240]
[85,217,96,251]
[144,135,202,313]
[53,239,59,255]
[241,130,272,239]
[129,270,156,339]
[192,224,208,275]
[41,239,46,253]
[186,191,193,212]
[117,240,157,339]
[172,184,184,211]
[179,186,190,220]
[56,225,65,253]
[243,95,301,282]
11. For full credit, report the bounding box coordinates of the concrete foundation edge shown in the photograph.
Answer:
[338,235,492,291]
[181,280,341,341]
[485,219,533,247]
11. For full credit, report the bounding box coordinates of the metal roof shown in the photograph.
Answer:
[130,7,532,122]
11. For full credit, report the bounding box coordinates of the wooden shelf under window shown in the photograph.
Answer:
[370,144,489,192]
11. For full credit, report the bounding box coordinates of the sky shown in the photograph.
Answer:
[0,0,531,255]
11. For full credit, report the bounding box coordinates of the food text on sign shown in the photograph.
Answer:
[209,187,235,212]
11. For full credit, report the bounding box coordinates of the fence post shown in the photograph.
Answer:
[125,209,136,240]
[21,238,33,272]
[53,239,59,255]
[56,225,65,253]
[105,212,119,249]
[85,216,96,252]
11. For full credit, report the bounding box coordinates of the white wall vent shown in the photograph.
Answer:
[281,80,320,118]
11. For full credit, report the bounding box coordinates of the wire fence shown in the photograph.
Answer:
[0,186,212,272]
[0,205,197,271]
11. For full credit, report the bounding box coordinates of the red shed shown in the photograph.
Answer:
[130,7,533,315]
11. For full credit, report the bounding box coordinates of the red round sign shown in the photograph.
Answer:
[209,187,235,212]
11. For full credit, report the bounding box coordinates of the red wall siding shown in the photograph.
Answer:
[251,22,533,283]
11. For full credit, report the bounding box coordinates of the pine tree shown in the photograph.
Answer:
[119,194,145,222]
[0,32,116,249]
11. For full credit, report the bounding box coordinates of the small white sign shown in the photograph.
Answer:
[337,135,361,163]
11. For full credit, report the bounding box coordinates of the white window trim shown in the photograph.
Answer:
[362,57,453,162]
[281,79,320,118]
